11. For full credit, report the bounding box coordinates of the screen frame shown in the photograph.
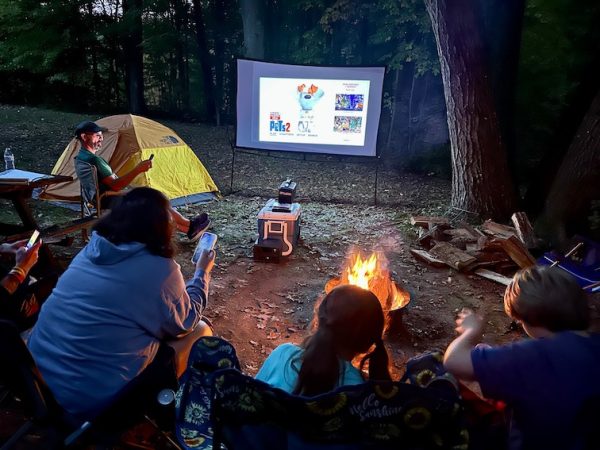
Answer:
[236,58,386,158]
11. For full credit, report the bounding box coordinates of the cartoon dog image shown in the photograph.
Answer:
[297,83,324,111]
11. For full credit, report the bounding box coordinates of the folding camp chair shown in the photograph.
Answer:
[0,320,182,449]
[209,368,469,450]
[74,158,119,240]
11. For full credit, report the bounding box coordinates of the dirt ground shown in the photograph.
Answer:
[179,195,523,379]
[0,103,525,377]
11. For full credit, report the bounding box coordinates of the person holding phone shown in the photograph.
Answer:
[0,236,57,330]
[74,120,210,241]
[28,187,215,420]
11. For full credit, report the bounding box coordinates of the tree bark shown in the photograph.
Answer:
[239,0,265,59]
[191,0,217,122]
[477,0,525,178]
[539,89,600,245]
[424,0,516,220]
[173,0,190,112]
[212,0,228,125]
[122,0,145,114]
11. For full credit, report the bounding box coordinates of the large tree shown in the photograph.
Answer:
[122,0,145,114]
[239,0,265,58]
[424,0,517,220]
[538,88,600,245]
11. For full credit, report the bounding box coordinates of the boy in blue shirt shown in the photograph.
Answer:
[444,266,600,450]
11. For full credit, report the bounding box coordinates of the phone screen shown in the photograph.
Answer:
[26,230,40,249]
[191,232,217,264]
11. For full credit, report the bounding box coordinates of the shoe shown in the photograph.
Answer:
[188,213,210,241]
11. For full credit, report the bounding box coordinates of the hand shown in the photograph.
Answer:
[455,308,484,340]
[0,239,28,255]
[138,159,153,173]
[15,240,42,275]
[196,249,215,273]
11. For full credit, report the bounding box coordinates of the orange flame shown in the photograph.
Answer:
[332,251,410,311]
[346,253,378,290]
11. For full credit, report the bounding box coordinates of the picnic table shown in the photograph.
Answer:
[0,170,91,272]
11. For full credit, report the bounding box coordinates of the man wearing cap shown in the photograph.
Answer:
[74,120,210,241]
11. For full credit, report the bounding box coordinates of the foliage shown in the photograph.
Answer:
[0,0,438,122]
[516,0,600,173]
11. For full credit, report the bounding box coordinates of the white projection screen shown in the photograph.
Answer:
[236,59,385,157]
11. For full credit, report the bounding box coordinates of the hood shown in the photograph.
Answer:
[83,231,148,265]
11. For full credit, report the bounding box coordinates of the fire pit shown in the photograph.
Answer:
[324,250,411,332]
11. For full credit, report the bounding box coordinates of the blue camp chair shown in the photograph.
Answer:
[209,368,469,450]
[174,337,468,450]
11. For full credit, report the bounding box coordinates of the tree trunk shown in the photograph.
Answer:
[191,0,217,122]
[173,0,189,112]
[424,0,516,220]
[539,89,600,245]
[239,0,265,59]
[477,0,525,180]
[212,0,228,125]
[122,0,145,114]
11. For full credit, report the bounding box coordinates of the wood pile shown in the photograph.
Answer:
[409,213,538,286]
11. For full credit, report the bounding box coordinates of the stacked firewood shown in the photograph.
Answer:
[409,212,538,286]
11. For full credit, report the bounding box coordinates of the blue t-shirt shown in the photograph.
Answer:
[256,343,365,393]
[472,331,600,450]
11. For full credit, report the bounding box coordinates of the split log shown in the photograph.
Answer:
[410,249,447,268]
[466,243,480,253]
[448,237,472,250]
[458,222,484,239]
[429,242,477,271]
[410,216,449,229]
[499,235,536,269]
[443,228,480,241]
[511,212,537,248]
[418,224,449,249]
[466,251,511,264]
[482,220,517,239]
[477,236,505,252]
[474,269,513,286]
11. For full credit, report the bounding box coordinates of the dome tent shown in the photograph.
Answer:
[40,114,219,206]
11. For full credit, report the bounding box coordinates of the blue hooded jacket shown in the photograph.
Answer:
[28,231,208,419]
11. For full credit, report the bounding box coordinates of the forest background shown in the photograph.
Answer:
[0,0,599,241]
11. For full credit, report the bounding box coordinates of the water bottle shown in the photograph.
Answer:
[4,148,15,170]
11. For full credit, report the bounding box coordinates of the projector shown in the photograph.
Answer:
[278,179,297,204]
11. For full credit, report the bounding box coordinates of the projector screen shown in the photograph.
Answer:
[236,59,385,157]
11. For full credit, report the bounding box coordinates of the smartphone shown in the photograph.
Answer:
[149,154,154,161]
[191,232,217,264]
[26,230,40,249]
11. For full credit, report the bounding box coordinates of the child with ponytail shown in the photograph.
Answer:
[256,284,391,396]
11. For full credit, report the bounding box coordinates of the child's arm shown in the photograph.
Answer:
[444,308,485,381]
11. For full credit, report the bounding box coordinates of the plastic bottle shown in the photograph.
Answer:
[4,148,15,170]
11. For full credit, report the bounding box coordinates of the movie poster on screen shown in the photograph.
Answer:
[258,78,370,147]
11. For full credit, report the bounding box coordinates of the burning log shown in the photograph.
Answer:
[325,251,411,331]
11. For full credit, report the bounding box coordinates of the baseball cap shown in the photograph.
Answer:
[74,121,108,136]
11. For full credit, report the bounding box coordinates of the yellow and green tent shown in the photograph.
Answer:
[40,114,219,205]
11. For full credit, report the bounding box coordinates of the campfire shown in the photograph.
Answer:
[325,250,411,323]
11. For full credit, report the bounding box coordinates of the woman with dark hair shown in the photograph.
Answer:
[28,187,214,420]
[0,239,56,331]
[256,284,391,396]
